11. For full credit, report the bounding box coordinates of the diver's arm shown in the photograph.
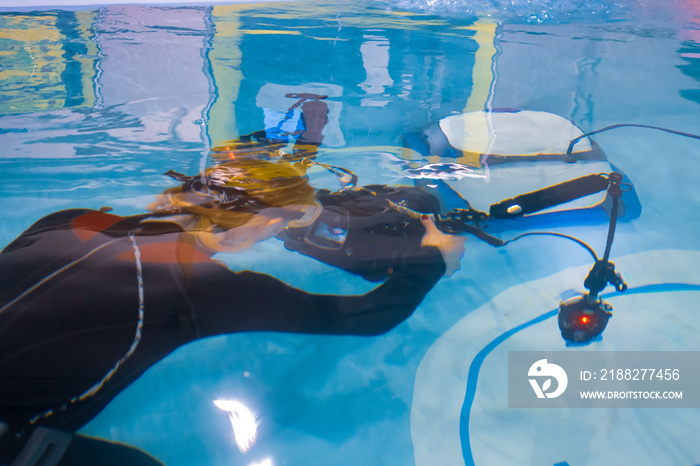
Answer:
[185,250,445,338]
[328,255,446,335]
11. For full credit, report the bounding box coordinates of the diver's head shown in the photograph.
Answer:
[149,159,319,251]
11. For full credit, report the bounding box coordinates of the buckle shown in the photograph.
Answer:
[10,427,72,466]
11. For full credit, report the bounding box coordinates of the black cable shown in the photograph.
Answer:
[499,231,599,261]
[567,123,700,156]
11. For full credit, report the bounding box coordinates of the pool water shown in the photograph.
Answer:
[1,1,699,465]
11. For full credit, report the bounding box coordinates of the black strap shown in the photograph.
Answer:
[489,173,610,219]
[453,223,505,247]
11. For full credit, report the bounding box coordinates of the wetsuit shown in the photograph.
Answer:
[0,197,445,463]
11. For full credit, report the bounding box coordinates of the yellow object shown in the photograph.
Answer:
[460,20,498,114]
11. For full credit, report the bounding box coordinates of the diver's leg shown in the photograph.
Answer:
[297,98,328,146]
[289,98,329,160]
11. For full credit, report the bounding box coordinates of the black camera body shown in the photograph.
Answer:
[281,185,442,282]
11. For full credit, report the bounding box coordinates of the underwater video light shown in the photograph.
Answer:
[556,172,628,343]
[434,171,629,343]
[558,294,613,343]
[556,258,627,343]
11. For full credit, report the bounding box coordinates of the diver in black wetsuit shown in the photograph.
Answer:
[0,97,465,465]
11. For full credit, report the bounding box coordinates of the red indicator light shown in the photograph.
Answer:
[580,316,589,324]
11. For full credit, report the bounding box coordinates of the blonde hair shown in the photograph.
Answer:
[149,159,318,250]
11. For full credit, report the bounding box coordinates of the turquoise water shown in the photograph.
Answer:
[1,1,700,465]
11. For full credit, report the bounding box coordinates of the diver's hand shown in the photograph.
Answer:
[420,216,466,277]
